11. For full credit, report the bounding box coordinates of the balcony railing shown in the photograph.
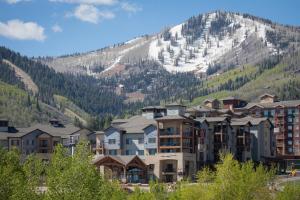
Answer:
[160,142,180,146]
[160,130,180,136]
[183,131,193,137]
[163,168,176,173]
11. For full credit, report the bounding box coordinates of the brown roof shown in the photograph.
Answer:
[93,155,146,167]
[199,117,229,123]
[165,102,186,107]
[0,123,80,139]
[230,119,252,126]
[116,115,156,133]
[155,115,190,121]
[244,100,300,109]
[259,93,277,99]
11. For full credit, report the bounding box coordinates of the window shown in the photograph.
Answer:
[148,138,156,143]
[108,139,116,144]
[125,150,135,155]
[288,118,293,123]
[40,140,48,147]
[148,148,156,155]
[288,147,293,153]
[263,110,268,117]
[126,138,132,145]
[26,140,29,145]
[288,140,293,145]
[138,150,144,155]
[288,133,293,138]
[138,138,144,144]
[270,110,275,117]
[31,140,34,145]
[288,125,293,130]
[11,140,19,146]
[108,149,117,155]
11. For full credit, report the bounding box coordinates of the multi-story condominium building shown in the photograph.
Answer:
[241,94,300,160]
[0,119,95,160]
[94,99,276,183]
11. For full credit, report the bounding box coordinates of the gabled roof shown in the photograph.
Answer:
[142,106,166,110]
[241,116,270,126]
[93,155,146,169]
[165,102,186,107]
[230,119,252,126]
[244,100,300,109]
[155,115,190,121]
[198,117,229,123]
[118,115,156,134]
[203,98,218,103]
[259,93,277,99]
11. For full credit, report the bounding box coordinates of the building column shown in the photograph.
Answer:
[122,167,127,183]
[180,122,183,152]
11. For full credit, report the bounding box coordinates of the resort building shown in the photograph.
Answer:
[0,119,95,160]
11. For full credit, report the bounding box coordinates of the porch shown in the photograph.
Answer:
[93,155,147,183]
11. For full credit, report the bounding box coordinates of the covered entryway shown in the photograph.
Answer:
[93,155,147,183]
[160,159,178,182]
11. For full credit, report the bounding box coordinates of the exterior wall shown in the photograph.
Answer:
[8,137,22,151]
[144,125,157,155]
[250,125,259,161]
[21,130,44,155]
[0,139,8,149]
[144,152,196,182]
[166,106,186,116]
[196,122,212,166]
[104,127,121,154]
[0,120,9,132]
[122,133,144,157]
[260,96,276,104]
[142,112,155,119]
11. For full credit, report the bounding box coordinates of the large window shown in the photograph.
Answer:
[148,148,156,155]
[108,139,116,144]
[126,138,132,145]
[138,150,144,155]
[40,140,48,147]
[125,150,135,155]
[138,138,144,144]
[108,149,117,155]
[148,138,156,143]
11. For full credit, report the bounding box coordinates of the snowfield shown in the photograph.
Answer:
[148,12,276,74]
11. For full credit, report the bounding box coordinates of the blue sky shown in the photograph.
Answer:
[0,0,300,57]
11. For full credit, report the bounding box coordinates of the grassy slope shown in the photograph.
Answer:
[0,81,69,127]
[53,95,90,125]
[191,56,300,105]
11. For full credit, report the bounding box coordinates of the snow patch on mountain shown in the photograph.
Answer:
[148,12,276,74]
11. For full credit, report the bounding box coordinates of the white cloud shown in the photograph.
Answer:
[49,0,117,5]
[5,0,30,4]
[121,2,142,13]
[52,24,63,33]
[0,19,46,41]
[73,4,115,24]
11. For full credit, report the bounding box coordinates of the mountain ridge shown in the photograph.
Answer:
[41,10,300,77]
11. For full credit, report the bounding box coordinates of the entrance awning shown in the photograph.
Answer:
[93,155,147,169]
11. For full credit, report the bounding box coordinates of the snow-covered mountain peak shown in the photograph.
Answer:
[148,11,276,74]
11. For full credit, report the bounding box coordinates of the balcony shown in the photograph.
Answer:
[276,142,284,147]
[183,131,193,137]
[159,130,180,137]
[162,167,176,175]
[160,142,180,147]
[276,134,286,140]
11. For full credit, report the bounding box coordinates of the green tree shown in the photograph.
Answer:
[45,143,126,200]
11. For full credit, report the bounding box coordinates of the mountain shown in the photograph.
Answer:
[42,11,300,77]
[0,11,300,128]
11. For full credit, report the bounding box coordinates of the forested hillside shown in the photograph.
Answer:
[0,81,69,127]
